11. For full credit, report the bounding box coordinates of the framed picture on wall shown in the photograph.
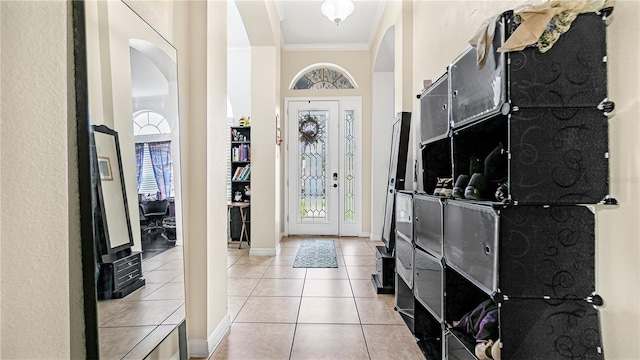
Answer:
[98,156,113,181]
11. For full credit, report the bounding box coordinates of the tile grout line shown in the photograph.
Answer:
[221,238,382,359]
[288,242,305,360]
[343,240,373,360]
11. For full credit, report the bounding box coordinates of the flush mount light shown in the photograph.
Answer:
[321,0,355,25]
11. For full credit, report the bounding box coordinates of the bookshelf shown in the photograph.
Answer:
[230,126,251,202]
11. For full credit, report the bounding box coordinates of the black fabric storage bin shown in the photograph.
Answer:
[500,298,604,360]
[509,13,607,109]
[500,205,596,299]
[509,108,609,205]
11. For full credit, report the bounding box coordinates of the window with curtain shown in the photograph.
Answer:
[133,110,174,199]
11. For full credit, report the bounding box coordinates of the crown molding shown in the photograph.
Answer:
[282,43,370,52]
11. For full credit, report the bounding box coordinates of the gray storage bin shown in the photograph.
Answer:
[414,194,443,257]
[414,247,444,322]
[420,73,450,144]
[395,191,413,240]
[444,201,499,295]
[395,231,413,289]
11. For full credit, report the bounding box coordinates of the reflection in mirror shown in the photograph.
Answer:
[93,126,134,252]
[84,1,186,359]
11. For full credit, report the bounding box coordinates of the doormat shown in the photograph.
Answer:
[293,240,338,268]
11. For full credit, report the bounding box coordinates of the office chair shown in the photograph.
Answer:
[140,199,170,235]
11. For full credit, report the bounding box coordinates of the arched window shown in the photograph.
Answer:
[133,110,171,135]
[132,110,174,198]
[291,66,356,90]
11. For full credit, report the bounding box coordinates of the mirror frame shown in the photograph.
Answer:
[72,1,100,358]
[73,1,187,358]
[92,125,135,258]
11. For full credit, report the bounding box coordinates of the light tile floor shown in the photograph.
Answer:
[211,236,424,360]
[97,246,185,359]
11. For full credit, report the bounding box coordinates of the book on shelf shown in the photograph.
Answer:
[241,165,251,181]
[232,166,243,181]
[238,164,250,181]
[232,144,250,162]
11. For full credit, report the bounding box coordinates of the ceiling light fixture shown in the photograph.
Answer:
[321,0,355,26]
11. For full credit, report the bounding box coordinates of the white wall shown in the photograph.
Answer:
[370,72,394,240]
[0,1,84,358]
[596,1,640,358]
[410,1,640,359]
[227,48,251,123]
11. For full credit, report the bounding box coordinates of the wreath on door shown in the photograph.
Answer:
[299,115,320,145]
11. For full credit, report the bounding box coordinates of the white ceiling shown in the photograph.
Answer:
[229,0,386,51]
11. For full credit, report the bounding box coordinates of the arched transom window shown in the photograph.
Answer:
[292,67,355,90]
[133,110,171,135]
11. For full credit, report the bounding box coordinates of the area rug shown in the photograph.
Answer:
[292,239,338,268]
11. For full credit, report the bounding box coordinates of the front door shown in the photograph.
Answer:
[286,99,360,236]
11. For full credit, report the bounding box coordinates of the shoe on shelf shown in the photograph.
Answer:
[452,174,470,199]
[433,177,445,196]
[465,173,487,200]
[484,143,507,182]
[492,339,501,360]
[469,155,483,175]
[475,340,495,360]
[440,177,454,197]
[495,178,509,202]
[433,177,453,196]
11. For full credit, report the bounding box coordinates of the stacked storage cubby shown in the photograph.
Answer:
[401,9,614,359]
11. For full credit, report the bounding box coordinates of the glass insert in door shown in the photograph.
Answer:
[344,110,355,222]
[297,110,328,222]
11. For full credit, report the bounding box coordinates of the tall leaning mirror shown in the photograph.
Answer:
[80,1,187,358]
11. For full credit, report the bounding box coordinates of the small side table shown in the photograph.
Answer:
[227,202,250,249]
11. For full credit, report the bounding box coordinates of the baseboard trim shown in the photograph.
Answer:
[249,247,277,256]
[369,234,381,241]
[359,232,371,238]
[188,314,230,358]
